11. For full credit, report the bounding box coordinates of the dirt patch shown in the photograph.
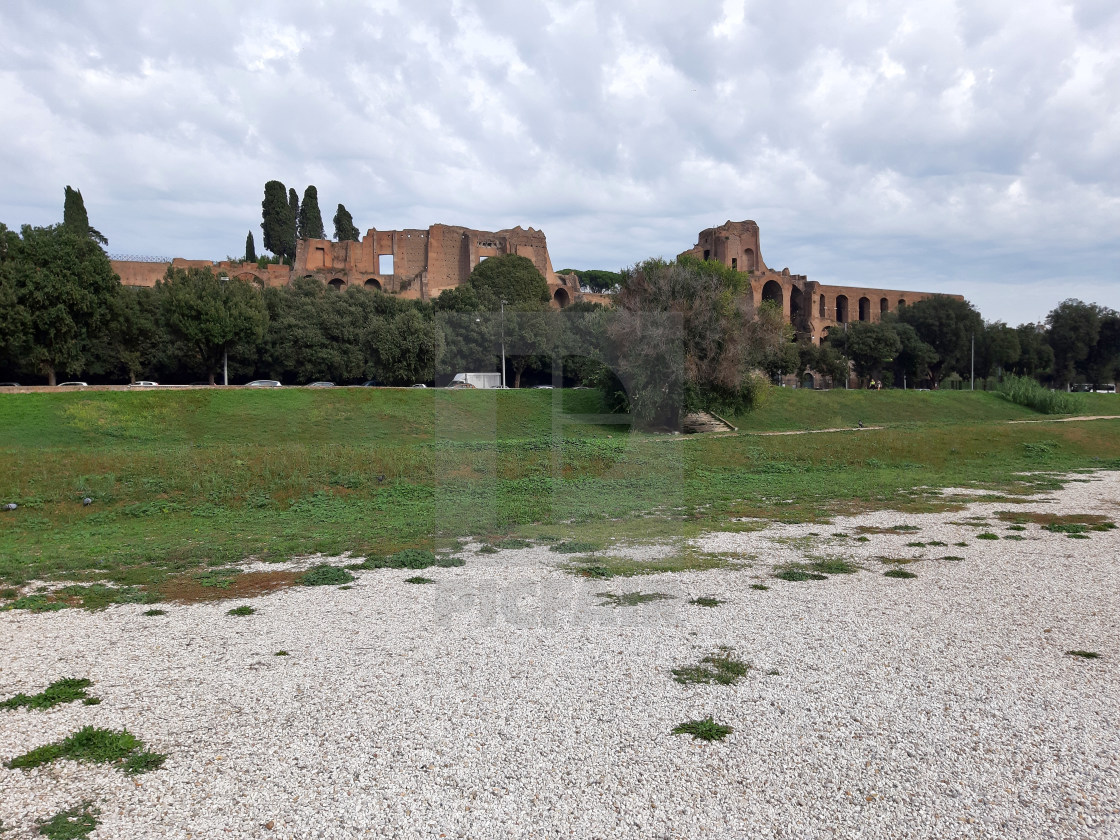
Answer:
[159,570,300,604]
[995,511,1113,527]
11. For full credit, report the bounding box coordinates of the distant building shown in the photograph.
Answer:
[678,220,955,344]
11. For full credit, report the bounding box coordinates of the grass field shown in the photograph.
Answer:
[1,387,1118,606]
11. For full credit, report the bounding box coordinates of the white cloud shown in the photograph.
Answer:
[0,0,1116,325]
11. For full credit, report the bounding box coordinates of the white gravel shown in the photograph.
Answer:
[1,472,1118,839]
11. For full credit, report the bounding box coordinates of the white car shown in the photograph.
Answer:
[246,380,282,388]
[132,381,159,386]
[58,381,88,387]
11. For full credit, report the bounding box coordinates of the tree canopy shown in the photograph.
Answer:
[62,186,107,246]
[895,295,983,384]
[0,223,118,384]
[467,254,550,308]
[244,232,257,262]
[298,186,325,240]
[261,181,292,259]
[333,204,359,242]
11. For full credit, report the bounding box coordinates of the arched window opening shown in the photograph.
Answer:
[761,280,783,308]
[858,297,871,321]
[364,278,382,290]
[743,248,756,272]
[328,278,345,291]
[898,299,906,309]
[819,295,826,318]
[880,297,889,315]
[554,288,570,308]
[836,295,849,323]
[789,286,804,326]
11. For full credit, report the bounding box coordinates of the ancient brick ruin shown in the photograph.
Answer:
[678,220,954,344]
[111,224,588,308]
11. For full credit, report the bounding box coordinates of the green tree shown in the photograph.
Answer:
[1012,323,1054,380]
[1086,311,1120,387]
[110,285,162,384]
[244,231,257,262]
[977,321,1021,379]
[557,268,621,293]
[505,306,561,388]
[824,321,902,384]
[365,308,443,386]
[62,186,108,246]
[1046,299,1109,388]
[298,186,325,240]
[468,254,550,307]
[333,204,359,242]
[260,181,291,259]
[0,224,118,385]
[886,318,938,387]
[896,295,983,385]
[159,267,268,385]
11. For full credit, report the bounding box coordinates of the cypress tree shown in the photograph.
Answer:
[333,204,360,242]
[286,189,299,259]
[298,186,325,240]
[245,231,257,262]
[62,186,108,246]
[261,181,289,257]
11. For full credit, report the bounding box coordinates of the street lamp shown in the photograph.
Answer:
[219,276,229,386]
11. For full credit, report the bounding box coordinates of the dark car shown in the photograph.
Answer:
[0,382,19,387]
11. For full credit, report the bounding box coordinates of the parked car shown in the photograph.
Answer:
[0,382,19,387]
[411,383,427,388]
[132,381,159,386]
[359,380,382,387]
[306,381,335,388]
[58,381,88,387]
[245,380,282,388]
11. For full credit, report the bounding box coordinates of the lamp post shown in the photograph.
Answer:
[219,275,229,386]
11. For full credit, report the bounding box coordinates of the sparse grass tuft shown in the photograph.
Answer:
[142,608,166,616]
[297,564,355,586]
[750,583,769,590]
[774,566,827,582]
[495,538,532,549]
[596,591,674,607]
[477,545,499,554]
[1007,524,1026,531]
[274,650,289,656]
[688,596,724,607]
[404,576,435,584]
[36,801,99,840]
[976,532,999,540]
[884,568,917,579]
[1066,650,1100,659]
[227,605,255,616]
[941,555,965,562]
[347,550,463,570]
[809,557,859,575]
[906,541,927,547]
[578,566,614,579]
[927,540,947,547]
[672,647,749,685]
[671,716,732,742]
[1,678,95,711]
[550,540,600,554]
[7,726,165,775]
[953,541,969,547]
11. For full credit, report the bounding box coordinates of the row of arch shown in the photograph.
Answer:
[758,279,909,325]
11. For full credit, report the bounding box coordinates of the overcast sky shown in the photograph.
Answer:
[1,0,1116,324]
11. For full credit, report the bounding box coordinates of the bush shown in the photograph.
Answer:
[996,375,1081,415]
[297,564,355,586]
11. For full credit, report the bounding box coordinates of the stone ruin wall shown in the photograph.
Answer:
[111,224,588,309]
[678,220,958,344]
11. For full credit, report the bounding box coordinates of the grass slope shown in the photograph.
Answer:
[1,388,1117,600]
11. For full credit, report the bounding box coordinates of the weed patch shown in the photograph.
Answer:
[976,532,999,540]
[550,540,600,554]
[774,565,827,582]
[274,650,289,656]
[142,608,166,616]
[672,647,749,685]
[671,717,732,742]
[477,545,498,554]
[941,555,965,562]
[564,550,737,578]
[297,565,355,586]
[810,557,859,575]
[36,801,99,840]
[495,538,532,549]
[1,678,95,711]
[347,550,463,571]
[750,583,769,590]
[595,591,674,607]
[193,569,238,589]
[404,576,435,584]
[884,568,917,579]
[688,596,724,607]
[227,605,255,616]
[1066,650,1100,659]
[7,726,165,775]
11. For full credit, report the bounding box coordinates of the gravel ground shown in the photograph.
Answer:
[1,472,1118,839]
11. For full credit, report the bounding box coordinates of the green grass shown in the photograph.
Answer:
[976,532,999,540]
[595,591,675,607]
[142,608,166,616]
[1,389,1118,597]
[1,678,95,710]
[688,596,724,607]
[884,568,918,579]
[36,801,99,840]
[564,550,739,578]
[404,576,435,584]
[672,647,749,685]
[671,716,732,742]
[7,726,165,774]
[297,564,355,586]
[347,549,463,570]
[774,568,827,582]
[227,605,255,616]
[749,583,769,590]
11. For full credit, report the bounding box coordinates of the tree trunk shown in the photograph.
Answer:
[513,369,522,389]
[208,371,216,386]
[46,366,56,386]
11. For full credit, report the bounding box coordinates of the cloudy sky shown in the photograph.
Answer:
[1,0,1116,324]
